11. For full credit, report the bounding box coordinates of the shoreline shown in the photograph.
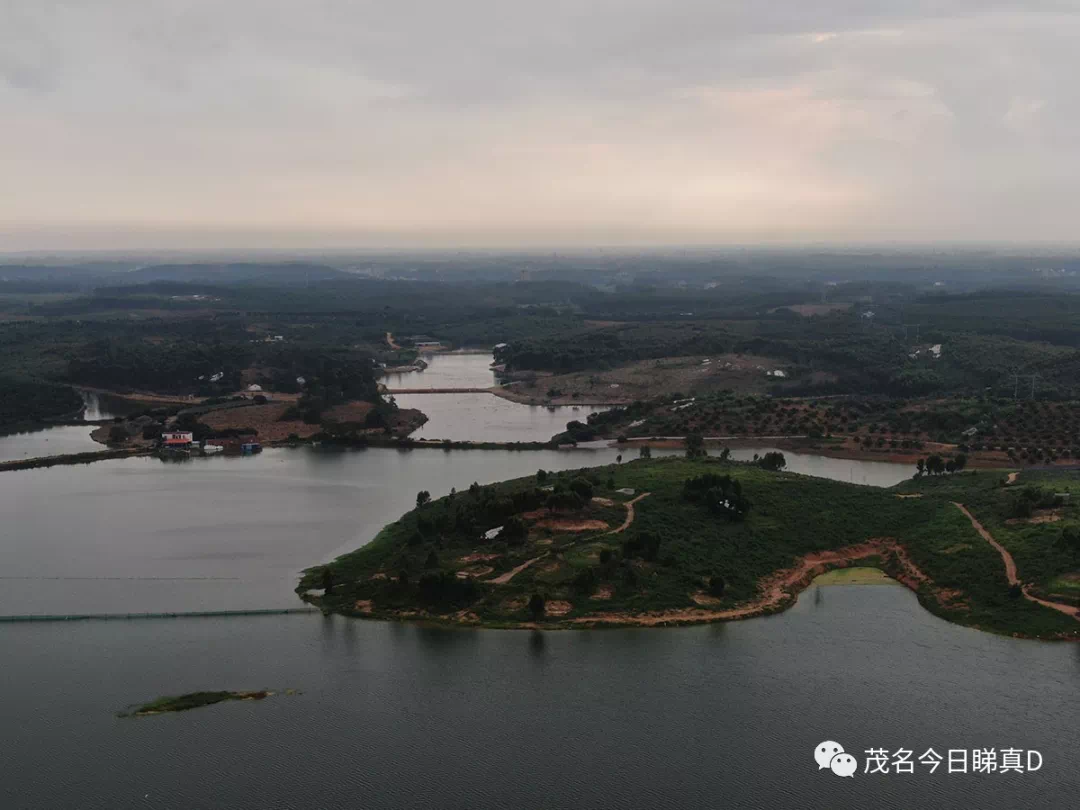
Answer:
[304,539,1079,641]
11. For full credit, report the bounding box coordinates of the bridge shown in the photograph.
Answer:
[387,387,495,394]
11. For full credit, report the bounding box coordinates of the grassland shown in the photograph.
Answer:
[299,457,1080,639]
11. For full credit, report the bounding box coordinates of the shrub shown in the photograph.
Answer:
[528,592,546,618]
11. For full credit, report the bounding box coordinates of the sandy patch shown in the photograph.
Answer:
[370,572,388,581]
[353,599,374,614]
[591,497,616,506]
[896,493,923,499]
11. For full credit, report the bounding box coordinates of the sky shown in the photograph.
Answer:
[2,1,1079,250]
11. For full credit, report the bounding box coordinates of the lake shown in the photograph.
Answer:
[1,385,1075,809]
[1,581,1076,810]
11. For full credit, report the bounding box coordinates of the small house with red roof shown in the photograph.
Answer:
[161,431,194,448]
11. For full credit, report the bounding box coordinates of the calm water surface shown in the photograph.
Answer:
[1,584,1076,810]
[397,392,606,443]
[2,388,1076,809]
[0,424,100,462]
[382,351,499,389]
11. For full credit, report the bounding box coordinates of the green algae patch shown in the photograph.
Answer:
[813,567,900,586]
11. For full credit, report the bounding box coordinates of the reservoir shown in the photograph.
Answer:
[0,363,1074,809]
[1,581,1076,809]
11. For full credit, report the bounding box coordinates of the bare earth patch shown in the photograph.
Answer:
[489,555,545,585]
[534,518,609,532]
[591,497,616,506]
[458,553,500,564]
[353,600,374,614]
[545,600,573,616]
[456,565,494,579]
[1006,509,1062,525]
[691,591,722,606]
[591,584,614,600]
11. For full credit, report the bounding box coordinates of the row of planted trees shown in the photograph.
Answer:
[914,453,967,477]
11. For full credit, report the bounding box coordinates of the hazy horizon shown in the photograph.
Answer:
[3,2,1078,251]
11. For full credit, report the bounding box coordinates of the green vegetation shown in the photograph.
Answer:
[121,690,274,716]
[299,457,1080,639]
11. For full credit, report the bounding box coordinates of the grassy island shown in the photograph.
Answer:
[122,690,273,716]
[299,457,1080,640]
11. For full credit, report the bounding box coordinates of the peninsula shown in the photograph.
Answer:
[299,457,1080,640]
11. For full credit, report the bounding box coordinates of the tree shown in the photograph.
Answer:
[321,567,334,593]
[416,490,431,509]
[425,550,439,568]
[758,451,786,472]
[546,491,585,512]
[708,574,726,598]
[954,453,968,472]
[685,432,706,459]
[501,516,528,545]
[916,458,926,477]
[107,425,128,444]
[537,469,548,484]
[639,445,652,459]
[926,454,945,475]
[569,477,594,500]
[528,592,546,619]
[719,447,731,462]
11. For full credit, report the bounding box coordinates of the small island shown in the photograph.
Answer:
[299,456,1080,640]
[122,690,274,717]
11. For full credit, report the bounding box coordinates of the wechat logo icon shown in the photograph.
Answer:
[815,741,857,777]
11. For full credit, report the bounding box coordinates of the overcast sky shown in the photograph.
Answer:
[2,1,1078,250]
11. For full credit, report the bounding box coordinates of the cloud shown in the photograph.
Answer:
[1,1,1078,248]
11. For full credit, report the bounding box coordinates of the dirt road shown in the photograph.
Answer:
[951,502,1078,621]
[605,492,650,535]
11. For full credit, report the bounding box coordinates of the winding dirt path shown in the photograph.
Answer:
[385,331,401,350]
[489,554,546,585]
[605,492,650,535]
[951,502,1079,621]
[952,502,1018,583]
[1006,472,1019,485]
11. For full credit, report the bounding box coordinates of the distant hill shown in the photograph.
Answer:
[123,262,350,285]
